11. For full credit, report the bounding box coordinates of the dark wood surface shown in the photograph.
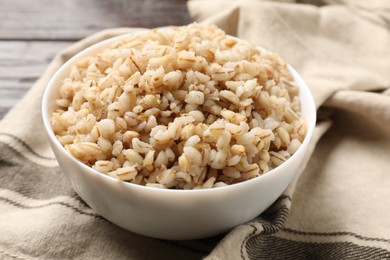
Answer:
[0,0,191,119]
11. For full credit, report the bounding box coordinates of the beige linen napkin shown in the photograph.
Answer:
[0,0,389,259]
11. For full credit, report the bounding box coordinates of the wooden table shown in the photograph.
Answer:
[0,0,191,119]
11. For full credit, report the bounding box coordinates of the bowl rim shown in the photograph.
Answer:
[42,29,317,194]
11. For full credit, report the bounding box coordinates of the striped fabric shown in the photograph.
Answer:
[1,0,390,259]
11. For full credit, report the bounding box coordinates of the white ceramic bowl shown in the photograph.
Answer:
[42,31,316,240]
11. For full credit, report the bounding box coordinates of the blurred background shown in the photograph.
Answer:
[0,0,191,119]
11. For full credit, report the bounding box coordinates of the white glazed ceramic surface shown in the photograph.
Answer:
[42,31,316,240]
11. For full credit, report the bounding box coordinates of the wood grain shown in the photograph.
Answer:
[0,0,191,119]
[0,0,191,40]
[0,41,72,114]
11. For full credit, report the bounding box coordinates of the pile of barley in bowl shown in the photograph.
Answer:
[51,23,307,189]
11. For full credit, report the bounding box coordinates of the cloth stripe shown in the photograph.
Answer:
[281,228,390,244]
[245,235,390,260]
[0,135,58,167]
[0,196,101,219]
[0,133,56,161]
